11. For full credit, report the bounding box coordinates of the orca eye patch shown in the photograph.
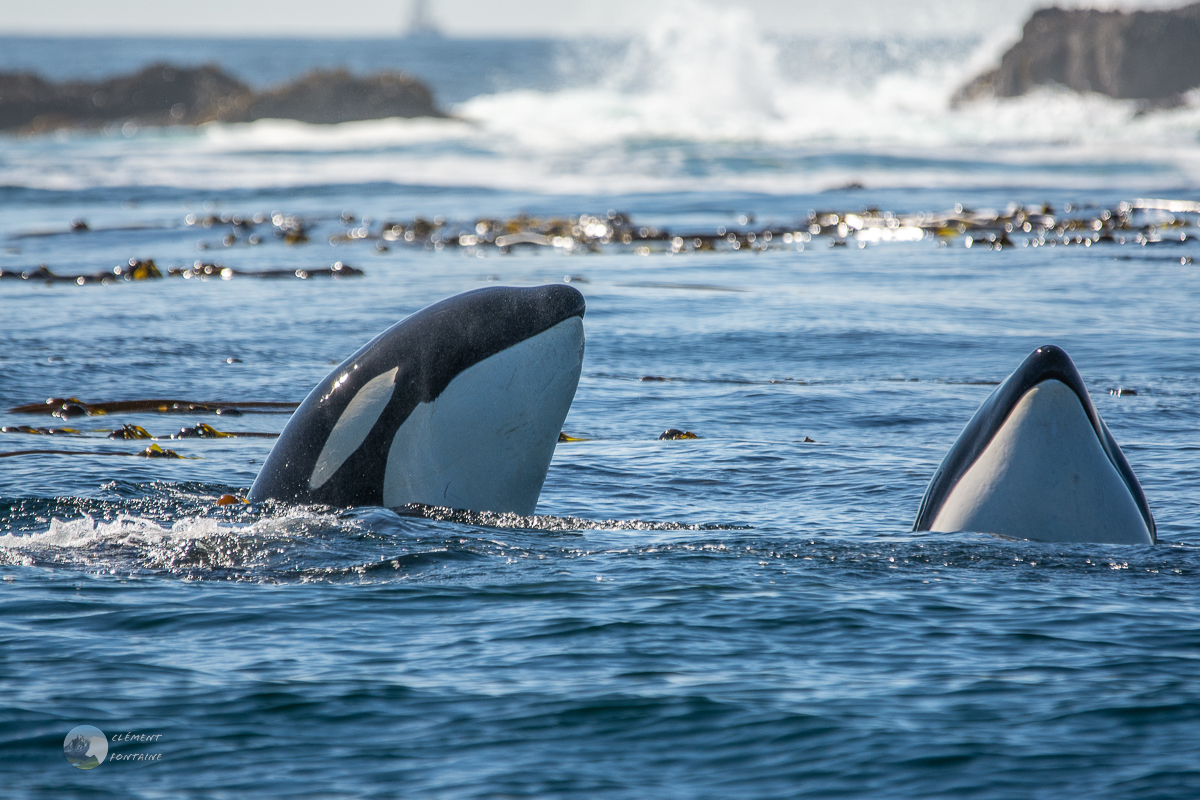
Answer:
[309,367,398,491]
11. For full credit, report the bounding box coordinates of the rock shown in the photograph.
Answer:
[953,2,1200,105]
[0,63,445,133]
[0,64,253,132]
[245,68,445,123]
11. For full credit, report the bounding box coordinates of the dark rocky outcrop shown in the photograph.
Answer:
[954,2,1200,107]
[245,68,444,124]
[0,64,253,132]
[0,63,445,133]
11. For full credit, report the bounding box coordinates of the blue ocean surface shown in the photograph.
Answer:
[2,14,1200,798]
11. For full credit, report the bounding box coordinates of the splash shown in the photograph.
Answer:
[397,503,749,532]
[4,11,1200,194]
[615,0,781,121]
[0,503,747,581]
[0,511,353,577]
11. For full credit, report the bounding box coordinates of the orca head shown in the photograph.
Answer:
[248,284,585,514]
[913,345,1155,544]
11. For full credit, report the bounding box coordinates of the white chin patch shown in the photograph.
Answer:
[309,366,399,491]
[382,317,584,515]
[931,380,1151,544]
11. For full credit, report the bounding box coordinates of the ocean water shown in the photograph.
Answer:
[3,8,1200,797]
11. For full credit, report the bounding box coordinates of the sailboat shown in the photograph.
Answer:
[405,0,443,38]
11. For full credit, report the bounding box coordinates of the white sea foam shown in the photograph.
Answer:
[198,116,478,152]
[0,514,208,551]
[0,511,341,552]
[0,511,360,576]
[2,2,1199,194]
[612,1,782,121]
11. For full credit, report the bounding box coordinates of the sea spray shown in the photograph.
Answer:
[613,0,782,121]
[3,24,1200,194]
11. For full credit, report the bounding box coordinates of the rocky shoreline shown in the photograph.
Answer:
[0,63,446,133]
[954,2,1200,108]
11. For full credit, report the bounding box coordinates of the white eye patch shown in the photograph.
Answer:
[309,367,399,490]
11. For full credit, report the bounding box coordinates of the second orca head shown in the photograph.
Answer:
[914,345,1155,545]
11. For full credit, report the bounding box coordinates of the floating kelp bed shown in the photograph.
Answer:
[167,261,363,280]
[9,397,298,418]
[0,259,362,284]
[0,443,193,459]
[1,422,277,441]
[110,423,277,440]
[0,389,285,464]
[4,200,1197,286]
[200,199,1200,255]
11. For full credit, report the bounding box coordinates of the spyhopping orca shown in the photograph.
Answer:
[248,285,585,514]
[913,345,1155,544]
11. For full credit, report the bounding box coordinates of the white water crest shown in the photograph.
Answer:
[615,0,782,122]
[0,512,352,575]
[0,512,340,549]
[2,2,1200,194]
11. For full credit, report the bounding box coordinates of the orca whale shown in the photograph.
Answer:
[913,345,1155,544]
[248,284,585,514]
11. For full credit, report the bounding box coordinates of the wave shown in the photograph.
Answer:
[7,94,1197,195]
[454,83,1200,151]
[2,3,1199,194]
[0,511,349,576]
[4,508,1191,585]
[0,501,746,580]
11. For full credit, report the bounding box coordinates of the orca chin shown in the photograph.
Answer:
[914,345,1155,545]
[248,285,585,515]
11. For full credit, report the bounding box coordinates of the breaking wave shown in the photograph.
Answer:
[2,1,1200,193]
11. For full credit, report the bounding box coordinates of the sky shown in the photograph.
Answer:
[0,0,1187,38]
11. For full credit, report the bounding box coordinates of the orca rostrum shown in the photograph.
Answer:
[248,284,585,514]
[913,345,1155,544]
